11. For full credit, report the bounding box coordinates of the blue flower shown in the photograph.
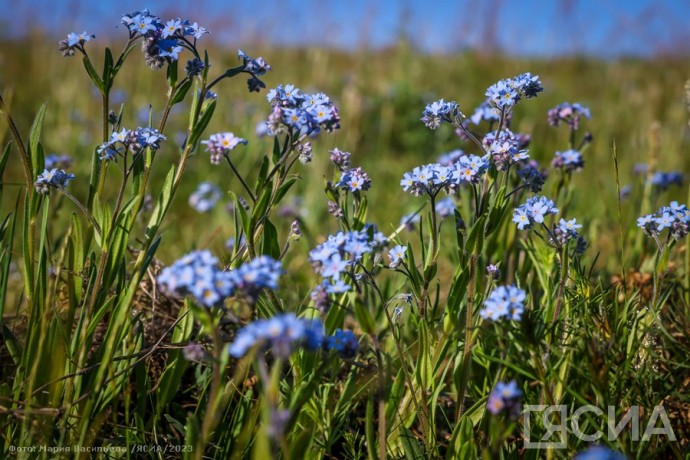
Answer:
[157,39,184,60]
[420,99,461,129]
[479,285,526,321]
[326,329,359,358]
[228,256,283,300]
[337,167,371,192]
[228,313,324,358]
[638,202,690,239]
[35,168,76,194]
[188,182,221,213]
[388,245,407,268]
[483,129,530,171]
[202,132,248,164]
[266,84,339,135]
[552,149,584,172]
[547,102,591,129]
[162,19,183,38]
[486,73,543,110]
[157,250,234,308]
[649,171,683,190]
[486,380,522,418]
[512,196,559,230]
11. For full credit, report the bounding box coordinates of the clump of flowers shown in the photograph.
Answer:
[518,164,547,193]
[237,49,271,92]
[485,72,543,110]
[34,169,76,194]
[98,127,166,161]
[227,256,283,301]
[483,129,530,170]
[512,196,559,230]
[201,132,247,164]
[637,201,690,241]
[336,167,371,192]
[330,148,351,171]
[120,10,208,69]
[228,313,324,358]
[157,250,234,308]
[400,155,489,197]
[551,149,584,172]
[486,380,522,418]
[58,31,95,57]
[309,228,388,294]
[420,99,462,130]
[649,171,683,190]
[326,329,359,358]
[265,84,340,136]
[551,218,588,254]
[479,285,526,321]
[188,182,221,212]
[547,102,591,130]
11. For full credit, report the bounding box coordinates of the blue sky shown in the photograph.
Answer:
[3,0,689,56]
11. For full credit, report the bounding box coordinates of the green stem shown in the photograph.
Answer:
[456,253,478,421]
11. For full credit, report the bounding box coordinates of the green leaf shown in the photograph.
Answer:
[255,156,269,194]
[274,178,297,204]
[415,321,433,389]
[353,196,368,230]
[29,103,47,172]
[465,215,486,255]
[82,55,104,92]
[261,219,280,259]
[102,47,114,90]
[166,60,178,88]
[188,98,216,146]
[170,79,193,105]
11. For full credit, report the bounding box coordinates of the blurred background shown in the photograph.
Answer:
[0,0,689,281]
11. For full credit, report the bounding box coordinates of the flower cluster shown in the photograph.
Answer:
[330,148,351,171]
[336,167,371,192]
[121,10,208,68]
[486,380,522,418]
[649,171,683,190]
[637,201,690,240]
[309,228,388,294]
[517,165,546,193]
[201,132,247,164]
[228,256,283,300]
[547,102,591,130]
[479,285,526,321]
[420,99,462,130]
[237,49,271,92]
[485,73,543,110]
[35,169,76,194]
[228,313,324,358]
[512,196,559,230]
[326,329,359,358]
[400,155,489,196]
[58,31,95,57]
[265,84,340,136]
[551,149,584,172]
[483,129,530,170]
[189,182,221,212]
[98,127,166,161]
[157,250,233,308]
[158,251,283,307]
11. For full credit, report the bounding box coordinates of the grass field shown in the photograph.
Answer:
[0,18,689,459]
